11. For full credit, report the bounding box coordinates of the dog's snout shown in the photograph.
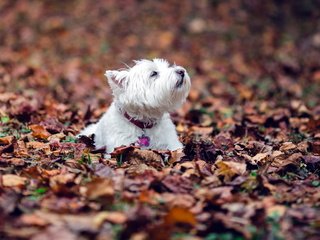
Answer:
[176,69,185,78]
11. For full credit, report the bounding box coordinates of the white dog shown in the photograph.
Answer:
[79,59,191,153]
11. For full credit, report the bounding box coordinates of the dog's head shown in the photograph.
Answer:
[105,59,191,118]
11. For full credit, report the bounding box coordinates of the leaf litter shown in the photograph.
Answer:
[0,1,320,239]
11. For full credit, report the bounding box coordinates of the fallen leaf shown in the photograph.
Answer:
[0,189,19,214]
[81,178,114,200]
[2,174,27,187]
[164,207,197,226]
[309,141,320,154]
[251,152,270,164]
[30,124,51,139]
[41,196,85,213]
[161,175,193,194]
[0,156,25,166]
[94,211,127,225]
[31,225,77,240]
[266,205,287,218]
[19,214,49,226]
[157,193,195,209]
[126,149,165,170]
[26,141,51,154]
[40,118,65,133]
[92,163,114,178]
[279,142,296,152]
[0,136,14,145]
[49,173,76,194]
[215,159,246,181]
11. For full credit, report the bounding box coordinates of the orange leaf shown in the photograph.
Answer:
[0,136,14,145]
[29,124,51,139]
[164,207,196,226]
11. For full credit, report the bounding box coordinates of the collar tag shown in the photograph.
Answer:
[137,135,150,147]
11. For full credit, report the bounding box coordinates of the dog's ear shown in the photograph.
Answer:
[105,70,128,90]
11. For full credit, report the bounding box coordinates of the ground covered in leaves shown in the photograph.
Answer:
[1,1,320,239]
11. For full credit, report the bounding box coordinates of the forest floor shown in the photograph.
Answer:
[0,1,320,239]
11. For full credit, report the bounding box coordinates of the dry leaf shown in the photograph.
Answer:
[30,124,51,139]
[215,159,246,181]
[0,136,14,145]
[94,211,127,225]
[81,178,114,200]
[2,174,27,187]
[251,152,270,164]
[279,142,296,152]
[164,207,197,226]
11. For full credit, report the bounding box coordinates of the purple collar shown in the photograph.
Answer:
[123,111,156,129]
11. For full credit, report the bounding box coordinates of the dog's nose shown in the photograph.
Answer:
[176,69,185,79]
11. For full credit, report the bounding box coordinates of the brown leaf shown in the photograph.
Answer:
[271,153,303,173]
[245,114,266,124]
[92,163,114,178]
[4,226,40,239]
[40,118,65,133]
[309,140,320,154]
[30,124,51,139]
[31,225,77,240]
[161,175,193,194]
[168,148,184,165]
[0,156,25,166]
[126,163,158,175]
[0,189,19,214]
[19,214,49,227]
[94,211,127,225]
[110,145,137,158]
[279,142,296,152]
[251,152,271,164]
[33,211,105,233]
[77,134,95,148]
[164,207,197,226]
[0,142,14,154]
[0,136,14,145]
[2,174,27,187]
[157,193,195,209]
[190,126,214,135]
[195,160,212,177]
[303,155,320,164]
[81,178,114,200]
[303,155,320,170]
[197,186,234,205]
[215,159,246,181]
[49,173,76,194]
[126,149,165,170]
[41,196,85,213]
[26,141,51,154]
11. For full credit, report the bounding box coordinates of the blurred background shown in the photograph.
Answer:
[1,2,320,239]
[0,0,319,115]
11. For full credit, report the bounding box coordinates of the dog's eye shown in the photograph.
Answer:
[150,71,158,78]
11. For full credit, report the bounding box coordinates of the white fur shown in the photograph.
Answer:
[79,58,191,153]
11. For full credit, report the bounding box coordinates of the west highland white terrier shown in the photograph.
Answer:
[79,58,191,153]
